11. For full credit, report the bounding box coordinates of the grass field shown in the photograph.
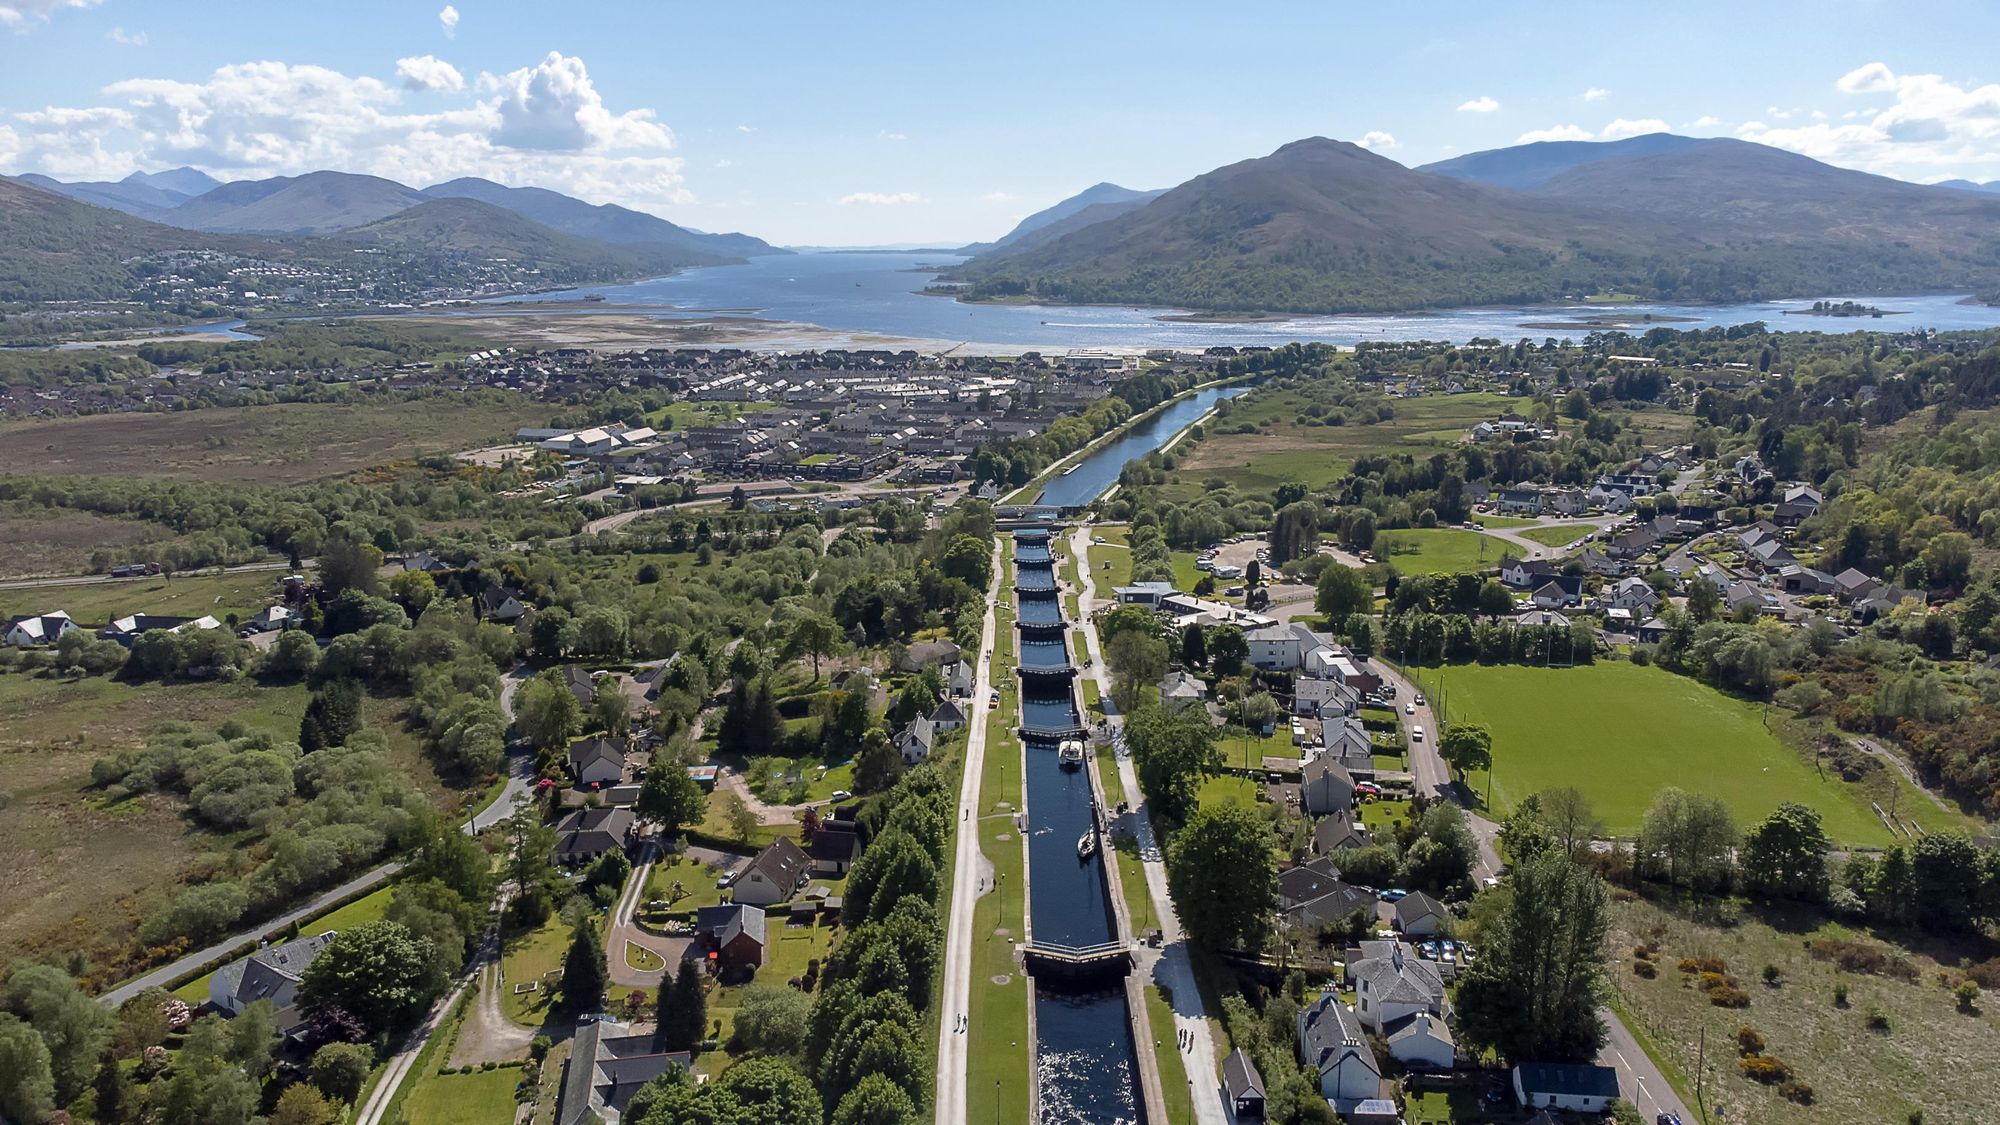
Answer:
[400,1064,523,1125]
[1086,527,1133,590]
[0,567,285,626]
[0,398,542,483]
[968,591,1031,1125]
[1372,528,1519,575]
[1610,896,2000,1125]
[1409,662,1911,844]
[1172,391,1511,500]
[1514,524,1595,549]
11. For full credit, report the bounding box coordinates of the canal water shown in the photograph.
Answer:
[1034,384,1253,509]
[1012,531,1144,1124]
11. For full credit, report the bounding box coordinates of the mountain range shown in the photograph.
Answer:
[951,134,2000,313]
[956,182,1166,255]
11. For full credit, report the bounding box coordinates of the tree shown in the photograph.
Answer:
[730,985,812,1057]
[1,963,113,1104]
[1536,787,1602,857]
[714,1056,820,1121]
[938,533,993,591]
[1740,803,1830,900]
[386,880,481,976]
[1232,691,1281,734]
[724,792,758,842]
[297,921,444,1038]
[388,569,437,614]
[1170,804,1276,951]
[1476,580,1514,620]
[1401,802,1479,893]
[1106,629,1170,715]
[1207,624,1248,676]
[844,830,939,924]
[1315,564,1373,627]
[317,533,383,596]
[308,1041,371,1103]
[1636,788,1736,889]
[657,961,706,1052]
[93,1045,130,1125]
[560,918,608,1015]
[530,606,577,662]
[577,607,629,659]
[515,672,584,754]
[0,1014,54,1125]
[853,728,904,795]
[1437,723,1493,782]
[591,687,632,738]
[1125,703,1219,821]
[1180,623,1207,668]
[784,612,843,682]
[637,763,705,839]
[1685,577,1721,623]
[1913,832,1983,929]
[833,1073,921,1125]
[269,1083,341,1125]
[265,629,320,680]
[298,679,363,753]
[1452,850,1610,1062]
[718,677,784,760]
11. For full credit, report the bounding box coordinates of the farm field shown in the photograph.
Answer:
[1170,391,1511,499]
[1409,662,1930,845]
[1371,527,1519,575]
[0,397,543,483]
[1610,896,2000,1125]
[0,566,287,626]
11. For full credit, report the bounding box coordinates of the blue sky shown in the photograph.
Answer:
[3,0,1998,244]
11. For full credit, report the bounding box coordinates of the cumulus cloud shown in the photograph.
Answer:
[1684,115,1723,130]
[1734,61,2000,181]
[1600,117,1671,140]
[438,4,459,37]
[395,55,464,94]
[3,52,694,209]
[1457,95,1499,113]
[0,0,96,29]
[877,130,908,141]
[735,124,755,133]
[1357,131,1397,150]
[1517,124,1593,144]
[1583,87,1609,102]
[106,25,145,46]
[977,191,1016,202]
[839,191,923,205]
[1837,61,1896,95]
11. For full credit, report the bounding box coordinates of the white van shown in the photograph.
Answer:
[1411,725,1426,742]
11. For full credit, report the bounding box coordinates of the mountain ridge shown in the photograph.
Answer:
[958,182,1165,255]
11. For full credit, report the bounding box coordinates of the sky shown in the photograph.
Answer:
[2,0,1999,245]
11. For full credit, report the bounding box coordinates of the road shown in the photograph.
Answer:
[933,539,1004,1125]
[606,841,679,989]
[352,927,498,1125]
[1476,514,1618,560]
[1372,661,1691,1124]
[1072,526,1230,1125]
[100,660,533,1007]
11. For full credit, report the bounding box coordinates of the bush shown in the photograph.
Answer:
[1779,1080,1815,1105]
[1807,938,1917,981]
[1631,959,1657,978]
[1708,985,1751,1009]
[1739,1054,1792,1084]
[1956,981,1981,1012]
[1833,982,1849,1007]
[1736,1025,1764,1055]
[1865,1006,1891,1032]
[1762,964,1782,986]
[1677,957,1702,974]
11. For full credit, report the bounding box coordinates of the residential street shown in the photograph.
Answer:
[933,539,1004,1125]
[1072,526,1230,1125]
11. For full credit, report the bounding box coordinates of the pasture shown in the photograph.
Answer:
[1372,528,1518,575]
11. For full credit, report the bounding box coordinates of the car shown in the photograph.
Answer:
[1657,1115,1684,1125]
[1404,702,1416,715]
[830,789,852,802]
[1092,535,1105,544]
[1411,726,1425,742]
[1379,888,1409,902]
[1413,693,1426,707]
[1481,876,1501,890]
[716,871,738,889]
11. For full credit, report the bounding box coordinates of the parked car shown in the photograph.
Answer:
[830,789,852,802]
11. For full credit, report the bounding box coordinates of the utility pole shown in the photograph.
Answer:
[1696,1023,1709,1123]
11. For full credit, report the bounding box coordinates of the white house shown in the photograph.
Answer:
[1607,577,1660,614]
[4,610,76,647]
[1160,670,1207,712]
[1513,1063,1620,1113]
[731,837,810,907]
[897,716,936,765]
[1246,621,1306,670]
[567,736,626,787]
[1349,941,1448,1033]
[1294,678,1359,719]
[1297,993,1381,1109]
[1384,1010,1456,1069]
[1301,756,1355,817]
[928,699,966,731]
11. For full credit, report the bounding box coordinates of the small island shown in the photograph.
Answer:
[1785,299,1899,318]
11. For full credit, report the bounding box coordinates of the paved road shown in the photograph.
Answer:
[1073,526,1230,1125]
[606,841,679,989]
[1476,514,1617,560]
[933,539,1004,1125]
[1600,1002,1696,1124]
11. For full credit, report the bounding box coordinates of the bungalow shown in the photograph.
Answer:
[1774,484,1823,527]
[1289,881,1379,932]
[560,666,597,707]
[1495,488,1544,516]
[1833,567,1881,603]
[1580,550,1626,577]
[928,699,967,731]
[567,736,627,788]
[1278,857,1350,910]
[1301,756,1355,817]
[1223,1048,1267,1121]
[555,1017,691,1125]
[98,613,220,645]
[209,930,336,1019]
[1636,617,1669,645]
[1310,811,1369,856]
[1607,526,1662,559]
[1514,610,1571,628]
[1114,581,1179,607]
[808,827,860,876]
[694,903,767,972]
[1393,891,1451,937]
[550,807,634,865]
[481,585,527,623]
[1384,1010,1456,1069]
[1748,537,1797,569]
[1349,940,1448,1033]
[1544,487,1589,516]
[896,639,962,672]
[1586,483,1635,513]
[1160,670,1208,711]
[732,837,810,907]
[1513,1062,1620,1113]
[3,610,76,647]
[1297,992,1382,1108]
[1530,575,1585,609]
[1778,565,1837,596]
[1319,717,1374,766]
[244,604,296,633]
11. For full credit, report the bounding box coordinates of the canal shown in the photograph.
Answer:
[1034,383,1253,509]
[1012,530,1143,1124]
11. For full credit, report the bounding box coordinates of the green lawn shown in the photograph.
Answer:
[1217,728,1296,771]
[1371,528,1518,575]
[0,568,285,628]
[1142,982,1195,1125]
[1195,774,1260,810]
[968,589,1031,1125]
[1410,662,1904,844]
[499,914,572,1025]
[643,853,731,913]
[400,1065,523,1125]
[1514,524,1594,549]
[1086,527,1133,590]
[173,883,394,1002]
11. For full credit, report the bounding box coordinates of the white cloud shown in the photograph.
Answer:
[877,130,908,141]
[977,191,1016,202]
[1766,106,1794,120]
[1837,61,1896,95]
[4,52,695,209]
[438,4,459,37]
[714,158,731,168]
[1457,95,1500,113]
[1517,124,1593,144]
[735,124,755,133]
[1583,87,1609,102]
[395,55,464,94]
[1600,117,1671,140]
[839,191,923,205]
[106,25,145,46]
[0,0,96,29]
[1357,130,1397,150]
[1684,115,1723,130]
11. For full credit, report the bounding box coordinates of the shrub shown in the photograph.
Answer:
[1677,957,1701,974]
[1739,1054,1792,1084]
[1807,938,1917,981]
[1708,985,1751,1009]
[1865,1006,1891,1032]
[1762,964,1782,985]
[1779,1080,1815,1105]
[1631,959,1658,979]
[1736,1025,1765,1055]
[1956,981,1981,1012]
[1631,945,1653,960]
[530,1036,551,1061]
[1833,982,1849,1007]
